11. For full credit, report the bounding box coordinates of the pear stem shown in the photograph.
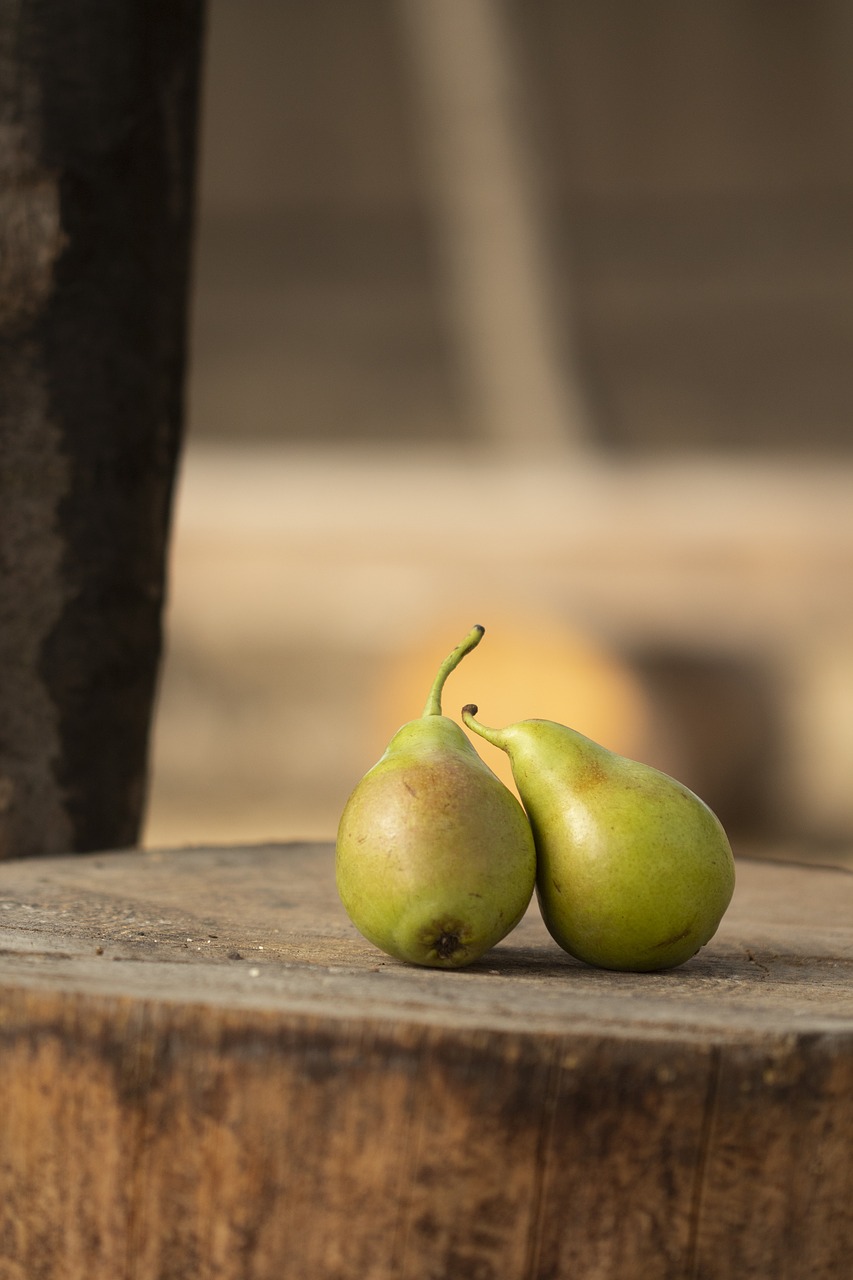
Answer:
[422,625,485,717]
[461,704,506,748]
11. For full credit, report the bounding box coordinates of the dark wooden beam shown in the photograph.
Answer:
[0,0,206,855]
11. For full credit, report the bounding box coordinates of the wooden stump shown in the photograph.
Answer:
[0,843,850,1279]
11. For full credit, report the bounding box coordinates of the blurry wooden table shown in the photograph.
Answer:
[146,448,853,848]
[0,843,850,1279]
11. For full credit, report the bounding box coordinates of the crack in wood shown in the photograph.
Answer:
[522,1038,563,1280]
[686,1044,722,1278]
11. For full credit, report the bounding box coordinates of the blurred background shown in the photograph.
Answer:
[142,0,853,861]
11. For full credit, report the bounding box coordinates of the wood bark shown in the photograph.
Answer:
[0,0,205,856]
[0,842,850,1279]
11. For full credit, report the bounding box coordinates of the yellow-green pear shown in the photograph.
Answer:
[336,627,536,968]
[461,706,735,971]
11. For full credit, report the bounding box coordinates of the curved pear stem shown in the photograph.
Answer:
[422,625,485,717]
[461,704,507,749]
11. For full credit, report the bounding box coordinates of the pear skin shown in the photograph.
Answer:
[336,628,536,968]
[462,708,735,972]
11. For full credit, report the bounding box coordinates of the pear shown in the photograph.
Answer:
[336,627,536,968]
[461,706,735,971]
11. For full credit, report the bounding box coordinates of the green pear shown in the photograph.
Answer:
[336,627,536,968]
[461,706,735,971]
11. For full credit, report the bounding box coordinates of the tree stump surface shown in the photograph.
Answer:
[0,842,850,1279]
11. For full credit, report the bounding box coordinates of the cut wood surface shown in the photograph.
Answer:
[0,843,850,1279]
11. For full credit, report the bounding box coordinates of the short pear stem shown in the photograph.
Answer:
[422,626,485,717]
[461,704,506,748]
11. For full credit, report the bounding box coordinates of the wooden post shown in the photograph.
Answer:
[398,0,591,454]
[0,0,205,856]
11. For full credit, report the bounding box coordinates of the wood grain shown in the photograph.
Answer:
[0,843,850,1279]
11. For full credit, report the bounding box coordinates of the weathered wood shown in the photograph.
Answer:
[0,842,850,1279]
[0,0,205,857]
